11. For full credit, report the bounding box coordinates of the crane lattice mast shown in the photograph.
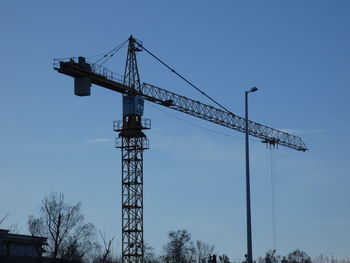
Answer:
[53,35,308,263]
[114,36,150,263]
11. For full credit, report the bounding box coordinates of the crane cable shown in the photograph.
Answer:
[270,148,277,251]
[89,39,129,66]
[137,42,232,114]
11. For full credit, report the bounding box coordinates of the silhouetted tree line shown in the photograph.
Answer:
[256,250,350,263]
[2,193,350,263]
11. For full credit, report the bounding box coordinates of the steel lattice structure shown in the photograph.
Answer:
[114,115,150,263]
[138,83,306,151]
[53,35,308,263]
[115,134,149,263]
[114,36,150,263]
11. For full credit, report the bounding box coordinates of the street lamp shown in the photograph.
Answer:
[245,87,258,263]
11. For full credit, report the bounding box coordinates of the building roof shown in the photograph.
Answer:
[0,229,47,245]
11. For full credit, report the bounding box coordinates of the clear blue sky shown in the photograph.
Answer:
[1,0,349,260]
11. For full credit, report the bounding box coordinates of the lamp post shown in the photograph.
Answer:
[245,87,258,263]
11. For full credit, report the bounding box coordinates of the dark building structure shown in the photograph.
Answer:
[0,229,80,263]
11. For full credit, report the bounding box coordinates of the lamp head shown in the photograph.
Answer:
[250,87,258,93]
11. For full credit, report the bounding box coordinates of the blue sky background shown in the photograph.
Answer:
[1,0,350,260]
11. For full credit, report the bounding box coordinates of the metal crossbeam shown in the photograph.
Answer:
[54,58,307,151]
[139,83,307,151]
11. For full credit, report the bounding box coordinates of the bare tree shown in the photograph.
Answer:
[92,231,117,263]
[144,243,161,263]
[193,240,214,263]
[314,254,331,263]
[28,192,96,261]
[60,222,97,262]
[0,213,20,233]
[287,249,311,263]
[257,250,280,263]
[100,231,115,263]
[0,213,9,226]
[162,229,194,263]
[218,254,230,263]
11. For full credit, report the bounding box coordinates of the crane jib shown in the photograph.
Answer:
[53,57,307,151]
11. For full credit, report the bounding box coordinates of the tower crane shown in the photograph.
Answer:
[53,36,307,263]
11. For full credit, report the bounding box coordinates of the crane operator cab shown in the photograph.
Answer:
[120,95,149,138]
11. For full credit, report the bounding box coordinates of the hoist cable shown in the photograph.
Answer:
[137,43,232,114]
[270,148,277,250]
